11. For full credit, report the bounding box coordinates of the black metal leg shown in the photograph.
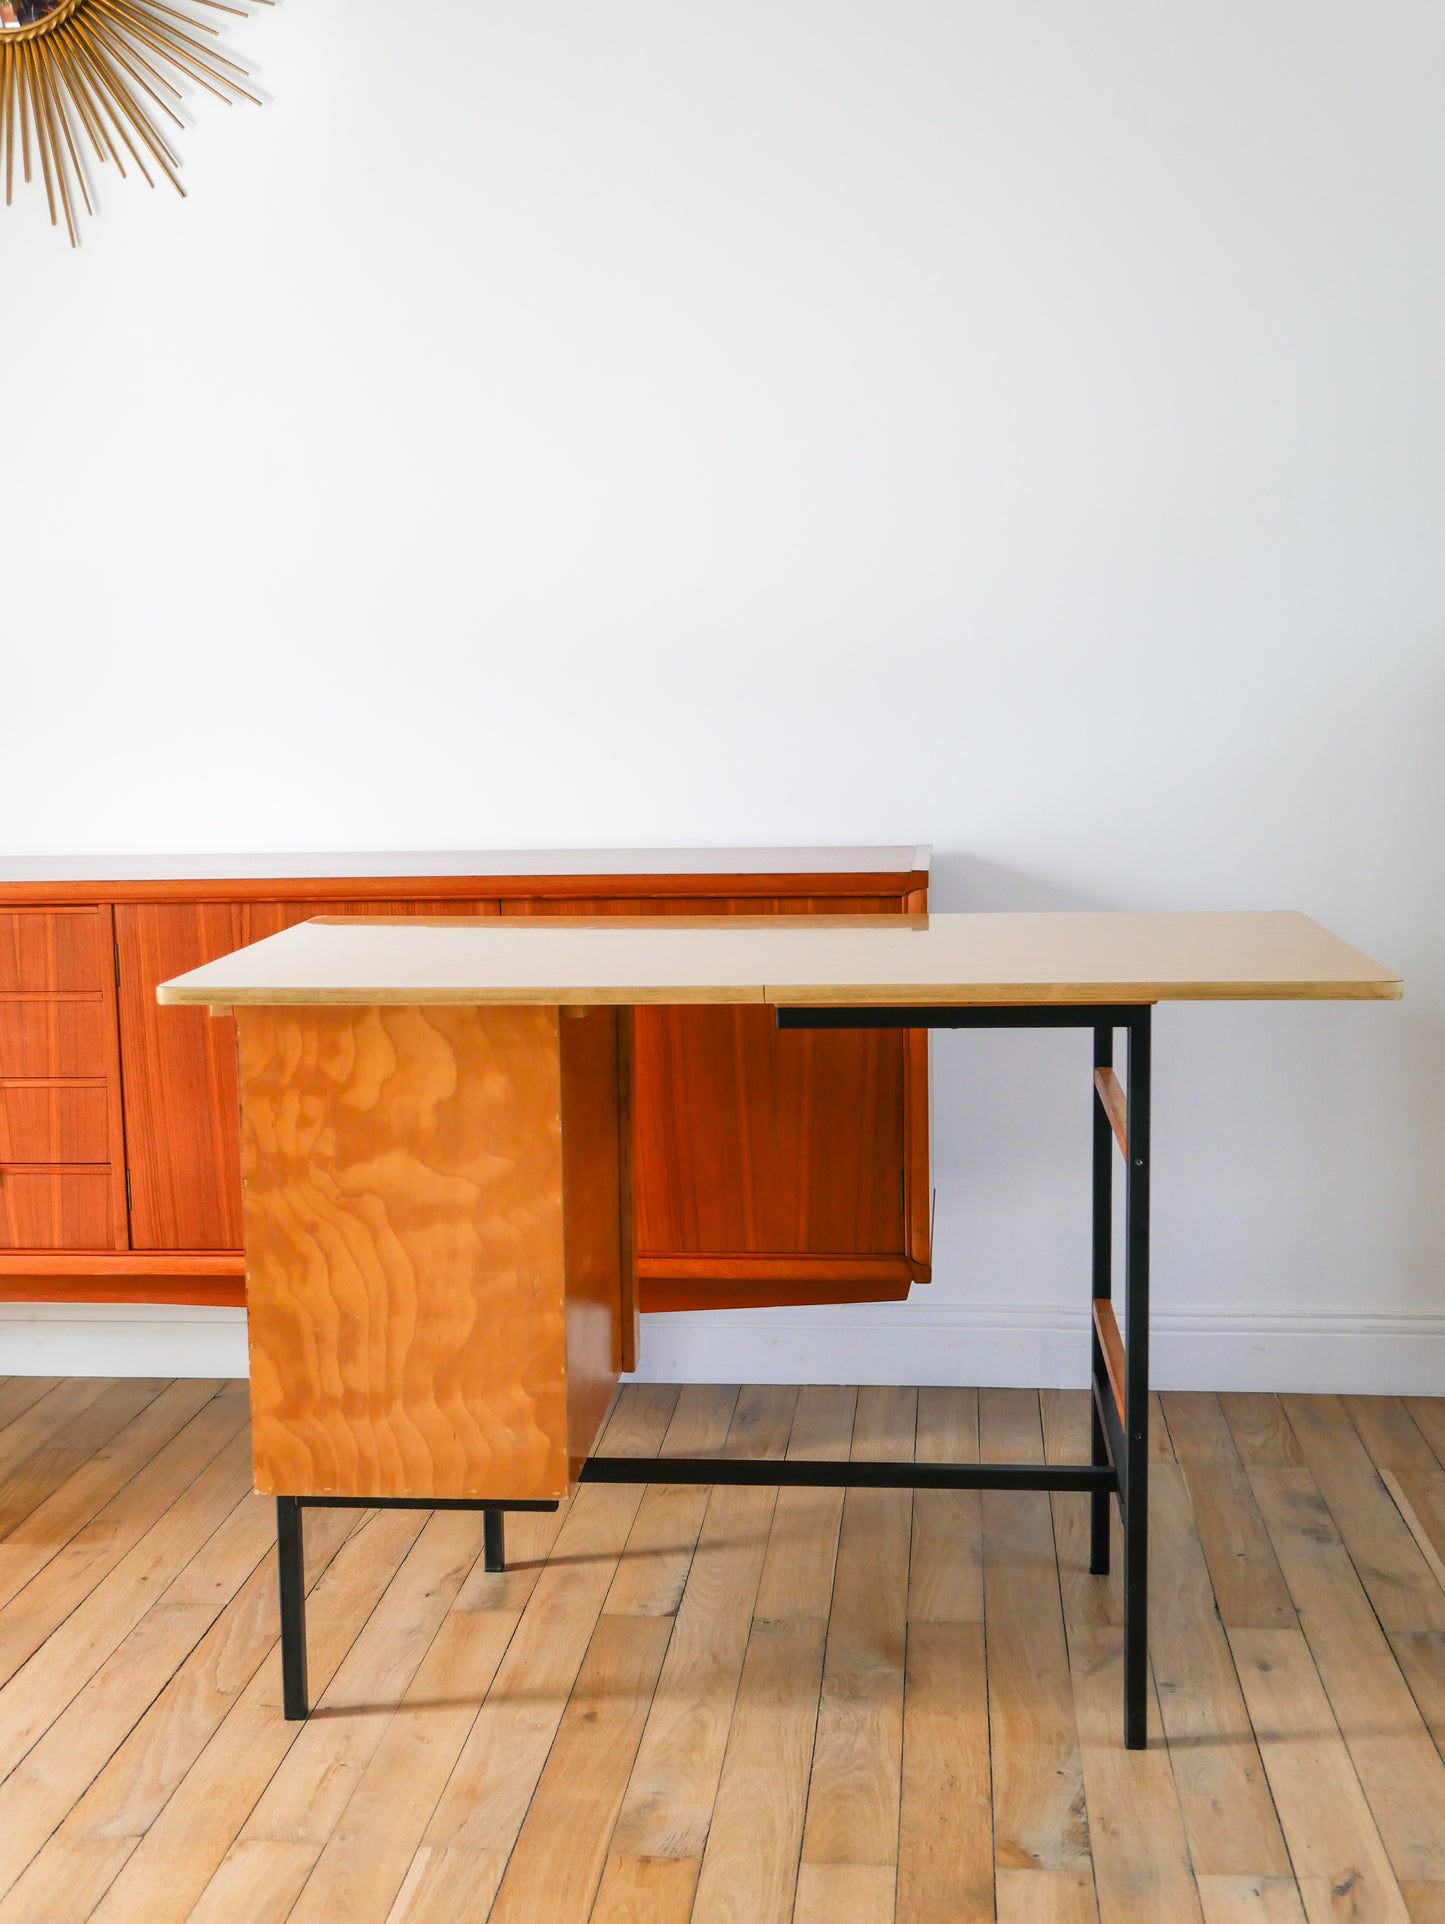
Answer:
[483,1506,505,1573]
[1122,1008,1152,1749]
[1088,1396,1111,1575]
[1090,1022,1114,1577]
[277,1496,309,1721]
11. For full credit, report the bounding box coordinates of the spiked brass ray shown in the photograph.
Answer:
[0,0,268,243]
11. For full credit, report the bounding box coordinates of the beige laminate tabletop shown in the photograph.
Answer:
[156,911,1401,1009]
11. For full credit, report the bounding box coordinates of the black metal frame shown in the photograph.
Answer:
[273,1000,1154,1747]
[275,1497,557,1720]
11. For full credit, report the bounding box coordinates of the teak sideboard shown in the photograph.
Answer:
[0,848,931,1313]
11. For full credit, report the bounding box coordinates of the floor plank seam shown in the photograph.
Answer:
[279,1516,509,1924]
[161,1506,428,1924]
[0,1380,230,1613]
[4,1383,1445,1923]
[0,1437,258,1780]
[0,1486,277,1880]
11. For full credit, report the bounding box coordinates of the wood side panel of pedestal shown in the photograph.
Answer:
[236,1003,623,1502]
[559,1005,633,1469]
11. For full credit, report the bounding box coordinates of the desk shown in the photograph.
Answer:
[159,909,1400,1748]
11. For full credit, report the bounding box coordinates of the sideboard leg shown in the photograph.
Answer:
[1122,1008,1152,1750]
[277,1497,309,1721]
[483,1506,506,1574]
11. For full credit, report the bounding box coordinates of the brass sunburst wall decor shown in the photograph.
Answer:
[0,0,270,245]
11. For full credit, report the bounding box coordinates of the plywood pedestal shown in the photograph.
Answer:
[238,1003,632,1502]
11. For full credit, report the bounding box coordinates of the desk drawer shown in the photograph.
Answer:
[0,1168,113,1250]
[0,1082,110,1162]
[0,1001,112,1077]
[0,910,105,992]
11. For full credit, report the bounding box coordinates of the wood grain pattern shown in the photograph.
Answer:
[590,1856,699,1922]
[1231,1627,1413,1924]
[0,999,110,1078]
[908,1386,982,1626]
[896,1621,993,1921]
[1146,1456,1291,1878]
[1066,1622,1203,1924]
[690,1617,828,1923]
[0,1251,244,1307]
[98,905,131,1255]
[1093,1298,1126,1423]
[636,1260,913,1307]
[1196,1878,1309,1924]
[1218,1392,1305,1469]
[0,909,104,993]
[524,889,928,1311]
[489,1614,673,1924]
[1165,1392,1296,1630]
[561,1007,630,1467]
[601,1385,736,1620]
[794,1865,898,1923]
[753,1384,854,1624]
[1094,1065,1128,1157]
[633,1004,907,1282]
[230,1510,491,1888]
[422,1407,674,1864]
[115,903,247,1251]
[799,1388,914,1874]
[9,866,927,1315]
[979,1389,1090,1877]
[1381,1470,1445,1595]
[0,868,929,907]
[0,1167,112,1250]
[86,1507,427,1924]
[1,1381,1442,1922]
[0,1081,109,1163]
[115,901,489,1261]
[611,1387,793,1860]
[238,1003,622,1501]
[1281,1395,1445,1632]
[994,1870,1099,1923]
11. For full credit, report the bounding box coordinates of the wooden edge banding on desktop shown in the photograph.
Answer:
[1094,1067,1128,1158]
[1093,1298,1127,1424]
[763,976,1402,1005]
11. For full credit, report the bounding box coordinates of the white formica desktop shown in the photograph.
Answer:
[160,908,1400,1746]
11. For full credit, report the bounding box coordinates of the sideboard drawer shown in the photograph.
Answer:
[0,909,105,992]
[0,1168,113,1250]
[0,1082,110,1163]
[0,1001,112,1077]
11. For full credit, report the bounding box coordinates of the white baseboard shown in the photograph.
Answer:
[2,1301,1443,1396]
[633,1305,1445,1396]
[0,1304,250,1382]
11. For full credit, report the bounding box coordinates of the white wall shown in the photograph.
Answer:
[5,2,1444,1391]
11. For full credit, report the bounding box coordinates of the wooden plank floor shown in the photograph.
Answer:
[2,1382,1445,1922]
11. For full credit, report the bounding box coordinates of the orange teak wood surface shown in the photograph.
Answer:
[0,905,128,1264]
[115,902,248,1251]
[494,891,928,1306]
[0,1167,113,1249]
[238,1002,627,1500]
[0,860,928,1313]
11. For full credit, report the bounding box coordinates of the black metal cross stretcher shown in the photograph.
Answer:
[275,1003,1154,1748]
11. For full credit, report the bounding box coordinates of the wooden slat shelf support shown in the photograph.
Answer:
[1093,1297,1126,1425]
[1094,1065,1128,1158]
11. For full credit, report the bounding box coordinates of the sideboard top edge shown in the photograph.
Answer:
[0,846,932,893]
